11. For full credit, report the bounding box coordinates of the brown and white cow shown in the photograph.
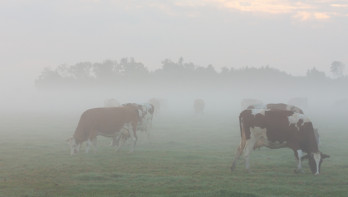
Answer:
[230,109,329,175]
[67,106,140,155]
[247,103,321,144]
[120,103,155,140]
[194,99,205,114]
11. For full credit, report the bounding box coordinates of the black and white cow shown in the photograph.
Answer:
[230,109,329,175]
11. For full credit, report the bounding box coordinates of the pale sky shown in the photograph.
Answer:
[1,0,348,87]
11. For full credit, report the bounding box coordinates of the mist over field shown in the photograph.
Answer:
[1,60,348,197]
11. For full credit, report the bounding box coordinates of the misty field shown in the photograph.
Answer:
[1,110,347,197]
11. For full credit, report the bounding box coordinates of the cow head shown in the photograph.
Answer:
[66,137,80,155]
[302,152,330,175]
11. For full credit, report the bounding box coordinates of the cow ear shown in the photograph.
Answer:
[301,154,309,160]
[321,153,330,159]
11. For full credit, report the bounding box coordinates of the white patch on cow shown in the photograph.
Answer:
[250,127,268,141]
[250,127,268,149]
[288,113,311,131]
[313,152,321,175]
[137,109,144,119]
[251,109,265,116]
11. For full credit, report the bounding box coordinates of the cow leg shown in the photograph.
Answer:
[243,139,255,171]
[115,136,125,152]
[91,138,97,153]
[129,123,137,153]
[86,130,98,153]
[86,139,92,153]
[231,139,246,171]
[112,135,120,147]
[113,132,123,151]
[76,144,81,153]
[294,149,304,173]
[145,126,151,142]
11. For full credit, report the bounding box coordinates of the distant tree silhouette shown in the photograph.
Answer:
[120,57,148,78]
[330,61,345,78]
[36,67,63,88]
[93,60,117,80]
[35,57,348,95]
[306,67,326,80]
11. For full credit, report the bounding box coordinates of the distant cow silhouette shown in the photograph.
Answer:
[241,98,263,110]
[104,98,120,107]
[288,97,308,110]
[194,99,205,114]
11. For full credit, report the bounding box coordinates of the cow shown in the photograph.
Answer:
[67,106,140,155]
[120,103,155,140]
[194,99,205,114]
[230,109,329,175]
[248,103,320,144]
[149,98,161,115]
[247,103,304,114]
[104,98,120,107]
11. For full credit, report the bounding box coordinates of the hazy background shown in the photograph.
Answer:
[1,0,348,115]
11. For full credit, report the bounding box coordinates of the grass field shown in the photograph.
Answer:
[0,110,347,197]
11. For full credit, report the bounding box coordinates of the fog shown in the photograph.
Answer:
[2,60,347,129]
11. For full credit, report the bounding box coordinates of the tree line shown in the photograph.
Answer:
[35,57,347,93]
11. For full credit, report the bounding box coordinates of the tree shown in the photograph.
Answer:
[93,60,117,80]
[306,67,326,79]
[120,57,148,78]
[330,61,345,78]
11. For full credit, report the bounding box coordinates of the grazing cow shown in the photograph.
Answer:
[247,103,304,114]
[67,106,140,155]
[149,98,161,115]
[230,109,329,175]
[120,103,155,139]
[241,98,263,110]
[194,99,205,114]
[104,98,120,107]
[251,103,320,145]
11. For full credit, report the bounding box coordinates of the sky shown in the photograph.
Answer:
[1,0,348,88]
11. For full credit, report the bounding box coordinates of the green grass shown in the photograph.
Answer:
[0,112,347,197]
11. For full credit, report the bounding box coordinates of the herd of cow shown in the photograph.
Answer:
[67,99,329,175]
